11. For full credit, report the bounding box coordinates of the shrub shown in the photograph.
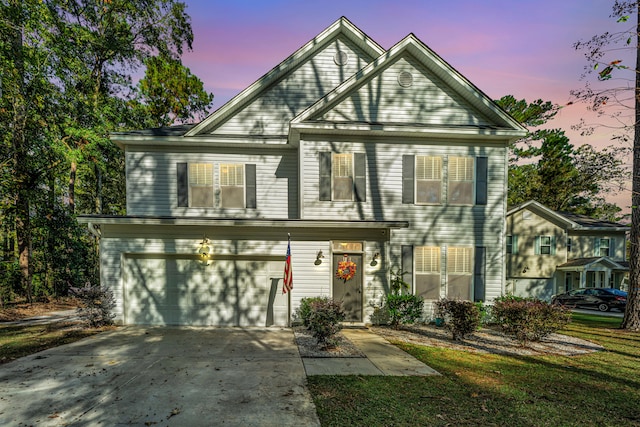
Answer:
[305,297,345,348]
[435,298,482,340]
[70,283,116,327]
[386,294,424,329]
[492,298,572,344]
[295,296,327,327]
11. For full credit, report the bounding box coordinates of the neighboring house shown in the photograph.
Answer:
[78,17,526,327]
[506,200,629,301]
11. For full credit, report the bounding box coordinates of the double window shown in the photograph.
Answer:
[177,162,256,209]
[319,152,366,202]
[402,155,487,205]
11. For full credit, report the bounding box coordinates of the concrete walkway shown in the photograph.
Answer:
[302,328,439,376]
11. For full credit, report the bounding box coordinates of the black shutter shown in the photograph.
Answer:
[245,164,257,209]
[402,155,414,204]
[476,157,488,205]
[474,247,486,302]
[401,245,413,291]
[319,152,331,201]
[354,153,366,202]
[177,163,188,207]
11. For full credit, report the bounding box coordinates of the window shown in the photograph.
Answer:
[448,156,474,205]
[415,156,442,204]
[219,164,245,208]
[177,162,256,209]
[188,163,214,207]
[319,152,366,202]
[539,236,552,255]
[415,246,441,299]
[506,235,518,254]
[567,237,573,253]
[332,154,354,201]
[597,238,610,257]
[447,247,473,300]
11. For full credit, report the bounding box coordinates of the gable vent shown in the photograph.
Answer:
[334,50,349,66]
[397,71,414,88]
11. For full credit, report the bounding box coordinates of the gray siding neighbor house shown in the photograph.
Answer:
[506,200,629,301]
[79,17,526,326]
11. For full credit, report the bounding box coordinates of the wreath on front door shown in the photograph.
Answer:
[336,257,357,282]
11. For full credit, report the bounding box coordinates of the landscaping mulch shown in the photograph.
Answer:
[293,327,365,358]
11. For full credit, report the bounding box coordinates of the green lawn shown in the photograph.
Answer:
[308,314,640,427]
[0,322,99,364]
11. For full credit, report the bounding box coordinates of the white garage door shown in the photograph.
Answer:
[124,255,288,326]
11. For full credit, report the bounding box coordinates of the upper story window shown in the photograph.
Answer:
[220,164,245,208]
[448,156,474,205]
[415,156,442,204]
[177,162,256,209]
[332,153,354,201]
[403,155,487,206]
[535,235,556,255]
[319,152,366,202]
[188,163,214,207]
[596,238,610,257]
[506,235,518,254]
[567,237,573,253]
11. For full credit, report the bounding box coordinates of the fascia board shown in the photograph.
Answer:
[111,135,292,150]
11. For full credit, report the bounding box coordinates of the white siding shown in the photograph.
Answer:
[126,147,298,218]
[211,37,376,136]
[318,55,492,126]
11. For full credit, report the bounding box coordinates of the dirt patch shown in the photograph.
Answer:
[371,324,604,356]
[0,298,80,322]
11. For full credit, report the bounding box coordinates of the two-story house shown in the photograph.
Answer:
[506,200,629,301]
[79,17,526,326]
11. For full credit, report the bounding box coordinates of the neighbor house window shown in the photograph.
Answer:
[415,246,441,299]
[597,238,610,257]
[188,163,214,207]
[506,235,518,254]
[448,156,474,205]
[535,235,556,255]
[219,164,245,208]
[415,156,442,204]
[567,237,573,253]
[446,247,473,300]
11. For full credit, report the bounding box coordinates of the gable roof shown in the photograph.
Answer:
[185,17,385,137]
[289,34,526,143]
[507,200,629,232]
[557,257,629,271]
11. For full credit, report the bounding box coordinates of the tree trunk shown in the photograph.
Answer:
[9,0,33,303]
[69,160,76,214]
[622,3,640,330]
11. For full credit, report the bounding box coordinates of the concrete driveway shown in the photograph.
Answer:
[0,327,320,426]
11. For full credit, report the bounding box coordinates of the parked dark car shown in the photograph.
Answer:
[551,288,627,312]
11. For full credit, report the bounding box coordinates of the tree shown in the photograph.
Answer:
[572,1,640,330]
[497,96,627,220]
[135,55,214,127]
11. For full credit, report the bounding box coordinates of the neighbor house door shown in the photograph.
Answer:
[332,254,363,322]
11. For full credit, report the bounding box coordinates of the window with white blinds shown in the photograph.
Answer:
[220,164,244,186]
[332,153,354,200]
[188,163,213,207]
[447,247,473,274]
[415,246,440,273]
[220,164,245,208]
[416,156,442,204]
[448,156,474,205]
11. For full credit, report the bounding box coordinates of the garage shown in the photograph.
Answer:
[123,254,288,326]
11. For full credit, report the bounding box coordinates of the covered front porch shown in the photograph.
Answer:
[556,257,629,293]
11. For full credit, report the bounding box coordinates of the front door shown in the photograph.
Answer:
[332,254,363,322]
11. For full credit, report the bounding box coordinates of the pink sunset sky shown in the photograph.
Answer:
[178,0,634,212]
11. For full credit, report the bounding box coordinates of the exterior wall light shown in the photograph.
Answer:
[370,252,381,266]
[199,237,211,258]
[315,250,325,265]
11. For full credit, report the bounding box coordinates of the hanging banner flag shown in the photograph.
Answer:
[283,234,293,293]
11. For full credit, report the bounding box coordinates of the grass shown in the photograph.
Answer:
[0,322,99,365]
[307,313,640,427]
